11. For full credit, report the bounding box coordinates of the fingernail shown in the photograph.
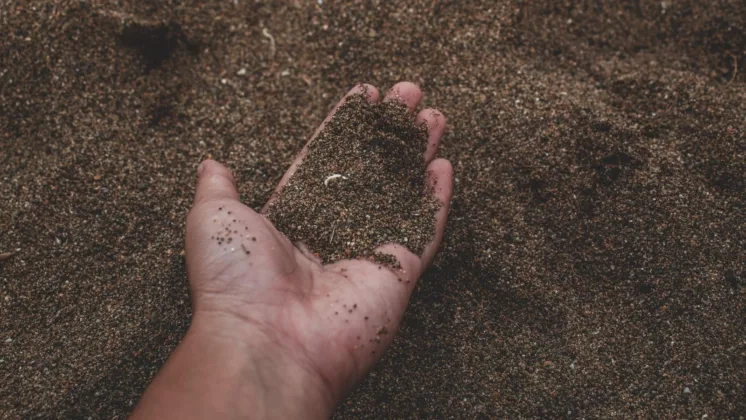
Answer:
[197,161,206,176]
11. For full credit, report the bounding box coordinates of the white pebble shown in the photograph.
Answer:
[684,387,691,394]
[324,174,348,186]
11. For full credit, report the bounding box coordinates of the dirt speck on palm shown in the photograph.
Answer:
[266,94,438,263]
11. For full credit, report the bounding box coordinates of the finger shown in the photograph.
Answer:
[371,158,452,281]
[383,81,422,113]
[193,159,239,206]
[419,158,453,268]
[416,109,446,163]
[262,84,381,213]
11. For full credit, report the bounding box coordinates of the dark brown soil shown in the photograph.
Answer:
[1,1,745,418]
[266,93,437,264]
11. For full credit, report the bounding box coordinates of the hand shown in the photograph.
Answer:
[132,82,453,419]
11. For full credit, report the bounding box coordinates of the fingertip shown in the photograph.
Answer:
[193,159,239,206]
[384,81,422,112]
[197,159,235,181]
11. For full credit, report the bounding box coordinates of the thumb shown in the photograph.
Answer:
[193,159,239,206]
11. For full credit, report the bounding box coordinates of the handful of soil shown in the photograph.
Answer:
[266,93,439,264]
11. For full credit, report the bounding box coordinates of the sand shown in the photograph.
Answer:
[1,0,745,418]
[266,93,437,264]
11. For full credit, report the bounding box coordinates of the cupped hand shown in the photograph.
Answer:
[136,82,452,419]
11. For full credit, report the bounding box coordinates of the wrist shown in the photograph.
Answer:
[187,310,337,419]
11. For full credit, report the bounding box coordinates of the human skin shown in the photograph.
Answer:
[131,82,453,419]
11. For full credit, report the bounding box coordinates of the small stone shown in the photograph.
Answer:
[237,68,247,76]
[684,387,691,394]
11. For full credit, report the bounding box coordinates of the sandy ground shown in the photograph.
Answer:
[1,1,745,418]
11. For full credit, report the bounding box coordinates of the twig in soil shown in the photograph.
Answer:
[262,28,276,60]
[329,221,337,244]
[727,53,738,84]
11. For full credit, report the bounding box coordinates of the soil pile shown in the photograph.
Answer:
[266,93,437,263]
[1,0,744,418]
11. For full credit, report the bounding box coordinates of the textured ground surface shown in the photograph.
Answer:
[1,0,745,418]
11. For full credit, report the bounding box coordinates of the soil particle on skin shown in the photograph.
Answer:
[370,253,402,270]
[1,0,745,419]
[265,94,438,264]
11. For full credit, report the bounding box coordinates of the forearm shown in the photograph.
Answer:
[131,314,334,420]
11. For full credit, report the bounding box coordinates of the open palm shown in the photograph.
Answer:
[184,82,453,407]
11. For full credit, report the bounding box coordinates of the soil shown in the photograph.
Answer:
[1,0,745,418]
[266,93,437,264]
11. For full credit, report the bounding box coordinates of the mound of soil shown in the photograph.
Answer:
[1,1,744,418]
[266,93,437,264]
